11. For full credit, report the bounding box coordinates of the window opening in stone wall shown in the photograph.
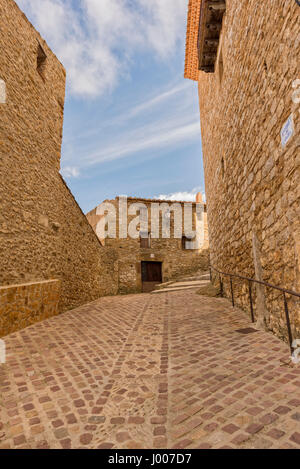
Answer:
[37,44,47,79]
[182,236,194,250]
[221,157,225,177]
[140,232,151,249]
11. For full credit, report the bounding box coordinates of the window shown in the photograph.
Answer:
[221,157,225,178]
[140,207,148,221]
[182,236,194,250]
[140,232,151,249]
[37,44,47,79]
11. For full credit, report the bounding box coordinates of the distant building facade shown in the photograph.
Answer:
[185,0,300,340]
[87,195,209,293]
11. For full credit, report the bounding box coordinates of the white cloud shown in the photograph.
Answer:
[61,77,200,168]
[60,166,80,178]
[16,0,188,97]
[137,0,187,58]
[155,187,204,202]
[64,80,194,145]
[86,119,200,165]
[127,82,190,119]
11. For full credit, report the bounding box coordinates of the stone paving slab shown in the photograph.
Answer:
[0,291,299,449]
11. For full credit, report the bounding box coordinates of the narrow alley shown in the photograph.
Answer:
[1,289,299,449]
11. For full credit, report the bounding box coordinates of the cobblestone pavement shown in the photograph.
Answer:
[0,291,299,449]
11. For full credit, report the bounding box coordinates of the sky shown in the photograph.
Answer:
[16,0,204,213]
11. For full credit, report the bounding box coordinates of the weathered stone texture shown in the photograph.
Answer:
[188,1,300,339]
[87,197,209,294]
[1,290,299,449]
[0,0,118,335]
[0,280,60,337]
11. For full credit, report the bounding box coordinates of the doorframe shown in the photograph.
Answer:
[141,260,163,292]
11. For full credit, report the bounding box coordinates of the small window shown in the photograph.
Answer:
[182,236,194,250]
[37,44,47,79]
[221,157,225,177]
[140,232,151,249]
[139,207,148,220]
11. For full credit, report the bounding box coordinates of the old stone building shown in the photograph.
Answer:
[87,195,209,293]
[0,0,118,336]
[185,0,300,340]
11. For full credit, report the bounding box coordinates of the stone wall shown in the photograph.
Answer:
[57,178,119,312]
[87,196,209,294]
[0,0,118,335]
[0,280,60,337]
[186,0,300,341]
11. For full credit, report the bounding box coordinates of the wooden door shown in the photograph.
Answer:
[141,262,162,292]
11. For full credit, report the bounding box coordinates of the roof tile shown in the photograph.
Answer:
[184,0,202,81]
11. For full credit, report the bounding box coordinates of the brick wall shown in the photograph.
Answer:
[0,280,60,337]
[0,0,118,334]
[186,0,300,340]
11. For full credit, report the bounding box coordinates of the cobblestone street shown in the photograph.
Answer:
[0,291,299,449]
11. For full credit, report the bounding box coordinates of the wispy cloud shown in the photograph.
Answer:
[60,166,80,178]
[61,76,200,170]
[64,81,193,145]
[127,82,190,119]
[86,120,200,165]
[137,0,187,58]
[16,0,188,97]
[155,187,204,202]
[15,0,204,212]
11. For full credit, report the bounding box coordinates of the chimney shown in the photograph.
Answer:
[196,192,203,204]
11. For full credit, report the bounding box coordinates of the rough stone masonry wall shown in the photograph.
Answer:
[0,0,118,336]
[87,197,209,294]
[57,179,118,311]
[0,280,60,337]
[197,0,300,341]
[113,235,209,295]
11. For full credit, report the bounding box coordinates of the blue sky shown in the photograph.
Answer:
[17,0,204,213]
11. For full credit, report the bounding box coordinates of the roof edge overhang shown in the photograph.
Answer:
[184,0,226,81]
[198,0,226,73]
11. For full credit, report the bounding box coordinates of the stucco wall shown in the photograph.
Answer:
[194,0,300,340]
